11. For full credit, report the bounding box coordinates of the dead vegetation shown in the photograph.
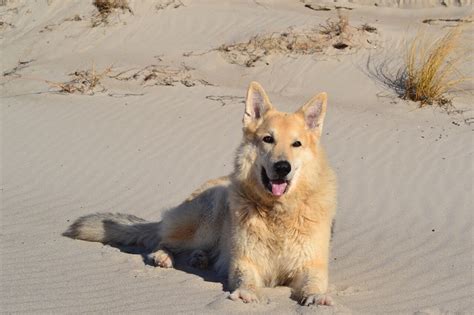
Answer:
[402,27,470,106]
[92,0,132,27]
[422,17,473,26]
[94,0,130,14]
[39,24,55,33]
[37,14,83,33]
[300,1,353,11]
[156,0,184,10]
[205,95,245,107]
[219,30,323,67]
[367,26,471,108]
[65,14,83,22]
[0,3,20,30]
[47,65,112,95]
[109,63,212,87]
[320,13,350,37]
[320,12,354,49]
[46,61,211,95]
[334,6,353,10]
[0,20,14,29]
[3,59,34,78]
[303,3,331,11]
[359,23,377,33]
[218,12,377,67]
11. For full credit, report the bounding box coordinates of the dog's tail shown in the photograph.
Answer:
[63,213,161,250]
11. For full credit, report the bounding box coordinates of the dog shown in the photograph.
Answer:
[64,81,337,306]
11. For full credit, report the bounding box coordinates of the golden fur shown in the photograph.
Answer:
[64,81,337,306]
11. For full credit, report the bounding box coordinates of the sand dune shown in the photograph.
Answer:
[1,0,472,314]
[329,0,472,8]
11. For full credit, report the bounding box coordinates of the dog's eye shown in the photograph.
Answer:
[263,136,274,144]
[292,141,302,147]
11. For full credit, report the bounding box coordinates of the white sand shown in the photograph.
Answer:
[1,0,473,313]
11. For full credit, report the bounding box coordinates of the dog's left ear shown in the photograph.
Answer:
[296,92,327,134]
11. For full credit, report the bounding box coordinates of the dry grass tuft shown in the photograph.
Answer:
[92,0,131,26]
[218,12,375,67]
[403,26,470,106]
[320,12,358,49]
[94,0,130,14]
[48,65,112,95]
[320,12,350,38]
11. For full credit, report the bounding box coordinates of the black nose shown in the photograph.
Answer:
[273,161,291,178]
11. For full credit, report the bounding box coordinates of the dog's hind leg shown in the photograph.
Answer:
[151,248,174,268]
[149,209,211,268]
[149,176,230,269]
[147,217,201,268]
[149,248,210,269]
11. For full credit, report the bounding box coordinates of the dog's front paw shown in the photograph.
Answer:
[149,249,174,268]
[301,294,334,306]
[229,288,263,304]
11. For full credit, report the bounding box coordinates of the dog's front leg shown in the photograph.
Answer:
[291,259,333,306]
[228,258,265,303]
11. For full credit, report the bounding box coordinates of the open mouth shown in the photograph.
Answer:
[261,167,289,197]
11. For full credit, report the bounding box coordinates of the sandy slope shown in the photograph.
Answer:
[1,0,473,314]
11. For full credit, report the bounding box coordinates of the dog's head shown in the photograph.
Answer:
[236,81,327,198]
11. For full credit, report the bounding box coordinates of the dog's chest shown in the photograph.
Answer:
[244,214,316,275]
[265,224,314,285]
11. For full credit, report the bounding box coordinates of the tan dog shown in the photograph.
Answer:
[64,82,337,306]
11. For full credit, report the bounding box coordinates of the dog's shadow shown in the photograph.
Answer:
[100,236,228,291]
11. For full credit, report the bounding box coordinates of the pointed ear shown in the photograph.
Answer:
[297,92,327,134]
[243,81,273,126]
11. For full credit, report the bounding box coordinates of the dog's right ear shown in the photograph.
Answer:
[243,81,273,127]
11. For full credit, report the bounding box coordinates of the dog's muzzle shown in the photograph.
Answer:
[261,161,291,197]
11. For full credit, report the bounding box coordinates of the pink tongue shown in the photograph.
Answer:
[271,181,288,196]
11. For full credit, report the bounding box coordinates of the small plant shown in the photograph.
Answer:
[403,26,470,106]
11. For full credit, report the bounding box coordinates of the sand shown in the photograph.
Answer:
[1,0,473,314]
